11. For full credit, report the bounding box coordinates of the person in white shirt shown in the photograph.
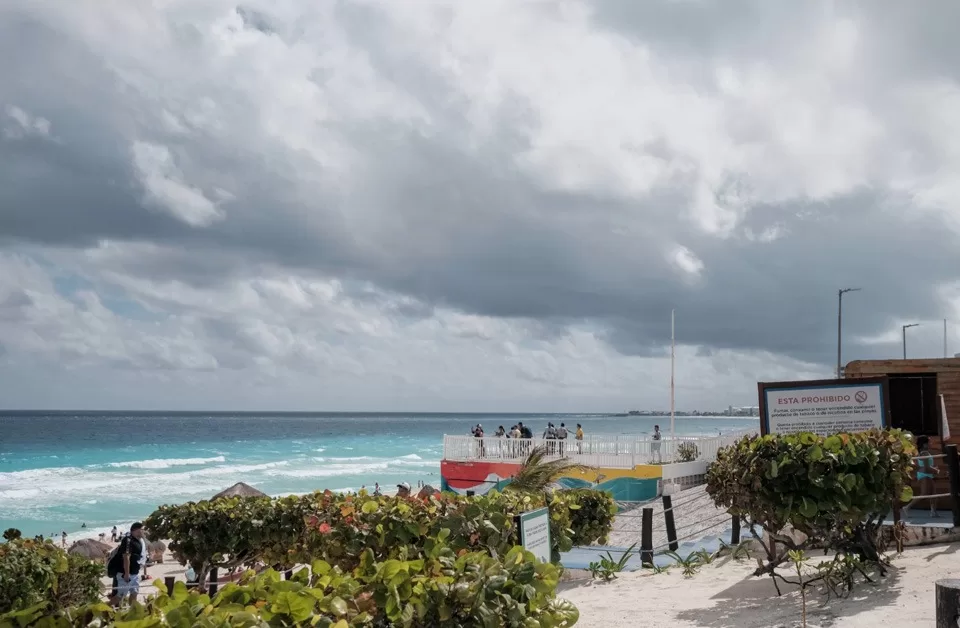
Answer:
[651,425,662,463]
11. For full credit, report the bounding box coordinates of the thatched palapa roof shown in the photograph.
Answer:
[68,539,113,560]
[212,482,269,500]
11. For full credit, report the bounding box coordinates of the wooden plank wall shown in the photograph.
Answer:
[845,359,960,510]
[844,358,960,444]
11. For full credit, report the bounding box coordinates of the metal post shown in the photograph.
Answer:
[164,576,175,595]
[837,289,843,378]
[837,288,860,377]
[946,444,960,528]
[730,515,741,545]
[208,567,219,596]
[285,569,293,580]
[662,495,678,552]
[903,323,919,360]
[641,508,653,566]
[935,579,960,628]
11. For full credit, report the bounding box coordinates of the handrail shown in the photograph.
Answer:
[442,430,755,466]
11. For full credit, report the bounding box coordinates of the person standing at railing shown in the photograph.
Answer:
[543,422,557,455]
[904,435,940,519]
[471,424,485,458]
[651,425,662,464]
[556,423,568,455]
[575,423,584,454]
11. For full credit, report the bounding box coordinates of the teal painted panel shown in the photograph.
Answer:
[592,477,659,502]
[465,476,657,503]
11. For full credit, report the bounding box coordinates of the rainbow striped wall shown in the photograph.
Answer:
[440,460,662,502]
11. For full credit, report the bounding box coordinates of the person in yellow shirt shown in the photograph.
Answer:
[575,423,584,453]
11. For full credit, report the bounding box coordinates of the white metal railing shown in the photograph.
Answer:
[442,430,753,468]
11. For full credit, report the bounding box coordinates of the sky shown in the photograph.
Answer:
[1,0,959,412]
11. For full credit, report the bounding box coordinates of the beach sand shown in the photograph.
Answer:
[560,543,957,627]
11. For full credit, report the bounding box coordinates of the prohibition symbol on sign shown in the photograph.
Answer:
[855,391,868,403]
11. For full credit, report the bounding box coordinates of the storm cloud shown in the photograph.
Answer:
[0,0,958,411]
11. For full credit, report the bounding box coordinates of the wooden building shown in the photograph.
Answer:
[844,358,960,511]
[844,358,960,443]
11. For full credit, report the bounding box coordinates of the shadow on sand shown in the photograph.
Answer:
[674,559,903,628]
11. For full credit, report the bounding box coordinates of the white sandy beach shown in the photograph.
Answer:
[562,543,957,627]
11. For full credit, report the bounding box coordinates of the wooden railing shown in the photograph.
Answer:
[442,430,753,468]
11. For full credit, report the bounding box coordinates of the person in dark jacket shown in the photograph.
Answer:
[107,523,145,606]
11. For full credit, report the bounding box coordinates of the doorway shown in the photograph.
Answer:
[887,374,939,437]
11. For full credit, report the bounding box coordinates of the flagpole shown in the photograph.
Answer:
[670,309,675,460]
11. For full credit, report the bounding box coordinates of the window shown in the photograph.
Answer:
[888,374,939,437]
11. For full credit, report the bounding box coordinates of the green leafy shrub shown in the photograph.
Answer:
[705,429,915,593]
[144,495,274,588]
[676,441,699,462]
[0,537,102,613]
[561,489,617,546]
[147,487,615,578]
[2,543,578,628]
[587,543,636,582]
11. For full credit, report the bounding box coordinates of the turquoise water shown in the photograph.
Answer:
[0,411,756,538]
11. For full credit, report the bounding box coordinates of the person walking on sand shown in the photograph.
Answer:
[107,523,145,607]
[576,423,584,454]
[651,425,662,463]
[61,531,67,548]
[111,526,118,542]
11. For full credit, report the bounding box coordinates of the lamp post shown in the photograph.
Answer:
[902,323,919,359]
[837,288,861,378]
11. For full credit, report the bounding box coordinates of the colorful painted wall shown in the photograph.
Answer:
[441,459,662,502]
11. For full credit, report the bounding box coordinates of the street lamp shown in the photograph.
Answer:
[902,323,919,359]
[837,288,861,378]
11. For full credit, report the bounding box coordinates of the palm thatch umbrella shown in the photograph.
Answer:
[211,482,268,500]
[68,539,113,560]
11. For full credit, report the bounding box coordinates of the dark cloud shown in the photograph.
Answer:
[1,0,958,406]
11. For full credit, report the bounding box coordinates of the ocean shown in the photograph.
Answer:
[0,411,757,538]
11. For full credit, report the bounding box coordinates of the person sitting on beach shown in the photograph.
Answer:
[495,425,505,437]
[396,482,411,498]
[107,523,145,607]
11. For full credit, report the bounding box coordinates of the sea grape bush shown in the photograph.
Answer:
[145,487,615,578]
[676,441,699,463]
[1,543,579,628]
[706,429,916,592]
[0,535,103,614]
[565,490,618,547]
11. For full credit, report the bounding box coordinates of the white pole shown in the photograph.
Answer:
[670,309,676,459]
[946,319,949,358]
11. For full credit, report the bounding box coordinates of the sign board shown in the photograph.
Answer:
[758,377,890,436]
[517,507,551,563]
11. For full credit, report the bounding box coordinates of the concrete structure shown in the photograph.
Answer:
[440,432,750,500]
